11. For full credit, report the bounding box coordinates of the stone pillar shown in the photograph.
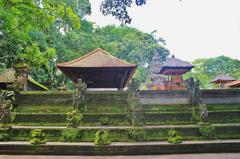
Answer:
[73,79,87,111]
[14,58,29,91]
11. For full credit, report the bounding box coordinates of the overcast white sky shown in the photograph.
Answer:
[86,0,240,62]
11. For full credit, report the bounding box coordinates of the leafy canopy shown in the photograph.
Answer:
[184,56,240,88]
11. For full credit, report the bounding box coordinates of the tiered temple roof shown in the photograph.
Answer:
[57,48,137,89]
[159,55,194,75]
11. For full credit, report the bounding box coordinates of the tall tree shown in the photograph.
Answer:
[100,0,182,24]
[0,0,81,67]
[100,0,146,24]
[184,56,240,88]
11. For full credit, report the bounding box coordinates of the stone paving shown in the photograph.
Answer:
[0,153,240,159]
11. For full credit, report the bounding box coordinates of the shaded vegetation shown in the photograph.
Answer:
[184,56,240,88]
[60,128,81,142]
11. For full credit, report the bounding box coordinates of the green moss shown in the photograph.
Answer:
[199,125,216,140]
[207,104,240,111]
[66,110,83,128]
[99,116,110,125]
[143,105,191,113]
[19,91,72,95]
[94,129,111,145]
[0,129,10,141]
[127,128,146,141]
[27,76,49,91]
[16,105,73,113]
[84,105,127,113]
[168,129,182,144]
[60,128,81,142]
[30,129,46,145]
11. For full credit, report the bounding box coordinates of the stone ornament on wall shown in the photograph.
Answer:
[0,91,15,127]
[127,79,144,126]
[13,58,29,91]
[73,79,87,110]
[185,77,208,124]
[185,77,202,105]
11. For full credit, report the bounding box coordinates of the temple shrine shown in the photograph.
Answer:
[146,54,194,90]
[57,48,137,90]
[210,74,236,88]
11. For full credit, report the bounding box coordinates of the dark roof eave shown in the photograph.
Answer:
[159,66,194,74]
[57,65,137,69]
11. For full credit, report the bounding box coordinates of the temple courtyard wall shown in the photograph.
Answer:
[1,89,240,155]
[16,89,240,106]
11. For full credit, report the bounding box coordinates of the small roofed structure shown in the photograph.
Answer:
[226,80,240,88]
[211,74,236,88]
[0,68,49,91]
[159,55,194,75]
[159,55,194,90]
[57,48,137,90]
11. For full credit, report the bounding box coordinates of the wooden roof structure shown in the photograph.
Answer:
[0,68,15,83]
[159,55,194,75]
[226,80,240,88]
[57,48,137,89]
[210,74,236,84]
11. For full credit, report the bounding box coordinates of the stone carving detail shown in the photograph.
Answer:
[185,77,202,105]
[0,91,15,127]
[14,58,29,91]
[199,104,208,123]
[127,79,144,126]
[73,79,87,110]
[185,77,208,123]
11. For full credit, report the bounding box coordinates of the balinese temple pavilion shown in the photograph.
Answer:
[226,80,240,88]
[159,55,194,90]
[210,74,236,88]
[57,48,137,90]
[146,54,194,90]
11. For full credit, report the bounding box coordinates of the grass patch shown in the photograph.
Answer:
[207,104,240,111]
[143,105,191,112]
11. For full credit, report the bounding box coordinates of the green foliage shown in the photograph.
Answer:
[94,129,111,145]
[129,96,142,112]
[184,56,240,88]
[57,25,169,84]
[30,129,46,145]
[66,109,83,128]
[128,78,141,95]
[99,116,110,125]
[100,0,146,24]
[0,0,81,64]
[168,129,182,144]
[199,125,216,140]
[191,107,200,123]
[0,0,168,89]
[60,128,81,142]
[127,128,146,141]
[0,90,15,127]
[0,133,9,141]
[0,129,10,141]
